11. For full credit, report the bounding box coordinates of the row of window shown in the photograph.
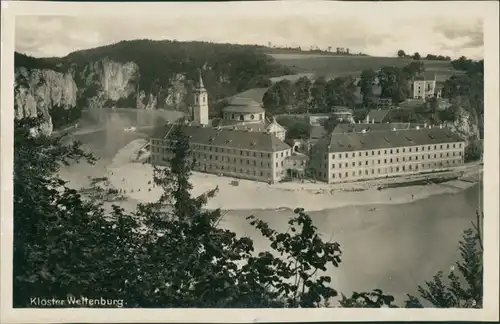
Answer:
[318,159,461,179]
[192,153,287,168]
[330,151,462,169]
[154,150,288,167]
[151,144,290,159]
[197,162,271,177]
[154,151,288,169]
[330,143,463,160]
[226,113,264,121]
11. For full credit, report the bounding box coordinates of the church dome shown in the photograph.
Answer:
[222,97,265,114]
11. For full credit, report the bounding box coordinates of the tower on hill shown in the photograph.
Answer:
[193,71,209,125]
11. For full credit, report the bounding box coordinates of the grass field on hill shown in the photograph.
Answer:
[268,53,460,81]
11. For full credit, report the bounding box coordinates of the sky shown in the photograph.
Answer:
[14,1,485,60]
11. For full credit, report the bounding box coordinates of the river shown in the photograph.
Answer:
[219,183,482,305]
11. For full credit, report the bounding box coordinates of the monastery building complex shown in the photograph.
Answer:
[150,73,465,184]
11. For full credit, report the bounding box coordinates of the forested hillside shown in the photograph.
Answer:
[14,40,292,131]
[61,40,291,98]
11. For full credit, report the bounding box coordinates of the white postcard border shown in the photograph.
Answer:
[1,1,498,323]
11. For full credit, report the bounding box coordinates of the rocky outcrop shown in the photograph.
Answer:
[445,106,480,142]
[164,73,189,107]
[76,58,139,109]
[15,58,194,132]
[14,67,78,135]
[76,60,191,111]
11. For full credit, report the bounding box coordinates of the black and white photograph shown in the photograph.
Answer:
[1,1,498,323]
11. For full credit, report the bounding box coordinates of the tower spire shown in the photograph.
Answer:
[193,69,209,126]
[198,70,205,89]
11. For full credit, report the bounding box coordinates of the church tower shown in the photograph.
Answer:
[193,71,209,126]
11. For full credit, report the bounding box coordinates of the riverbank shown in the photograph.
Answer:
[103,139,480,211]
[108,161,477,211]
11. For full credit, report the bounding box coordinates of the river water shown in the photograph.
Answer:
[219,183,482,304]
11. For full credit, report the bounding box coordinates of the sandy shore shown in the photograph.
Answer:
[94,139,480,212]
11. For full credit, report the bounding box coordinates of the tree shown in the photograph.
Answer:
[464,141,483,162]
[293,76,312,113]
[413,52,421,60]
[14,117,343,308]
[320,116,344,133]
[310,77,327,112]
[377,66,409,103]
[262,80,295,114]
[340,211,484,308]
[276,116,312,140]
[358,69,377,107]
[405,211,483,308]
[49,105,83,130]
[451,56,484,75]
[402,61,425,78]
[397,50,406,58]
[339,289,396,308]
[324,76,357,109]
[353,108,369,122]
[13,117,116,306]
[441,72,484,125]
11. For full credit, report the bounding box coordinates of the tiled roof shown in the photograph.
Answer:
[226,88,268,105]
[366,109,390,122]
[331,106,353,113]
[316,127,464,153]
[211,119,271,132]
[398,99,425,110]
[152,123,290,152]
[332,122,413,133]
[222,97,265,113]
[308,113,330,118]
[210,118,241,127]
[413,75,429,81]
[309,126,327,139]
[308,109,353,117]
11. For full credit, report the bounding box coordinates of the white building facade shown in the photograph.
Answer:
[309,127,466,184]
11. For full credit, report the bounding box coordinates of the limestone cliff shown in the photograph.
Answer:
[14,67,78,135]
[76,58,140,109]
[15,58,193,132]
[445,106,480,142]
[136,73,190,111]
[75,59,192,111]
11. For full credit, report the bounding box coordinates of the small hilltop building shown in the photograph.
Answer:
[409,74,442,101]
